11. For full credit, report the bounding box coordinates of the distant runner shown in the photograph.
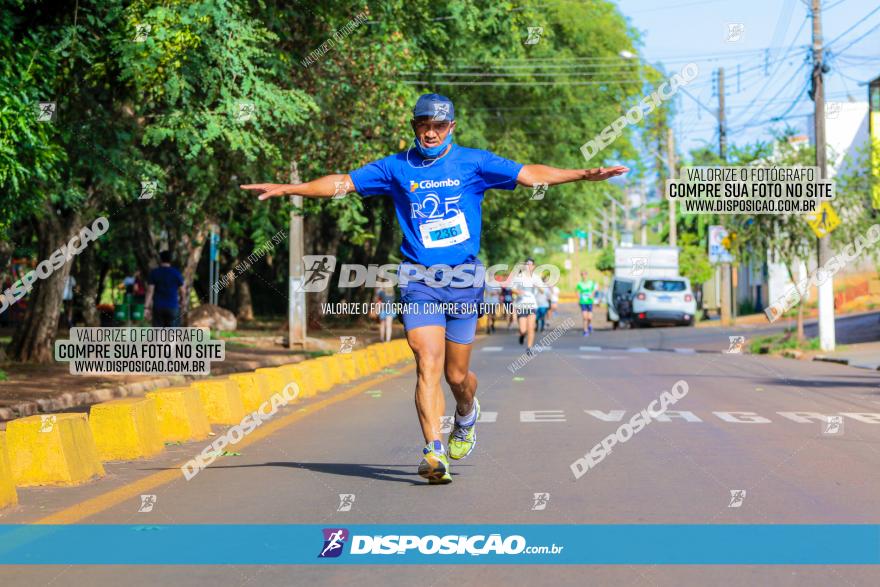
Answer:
[512,258,542,355]
[576,270,597,336]
[242,94,627,484]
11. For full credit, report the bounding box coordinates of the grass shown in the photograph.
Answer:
[213,330,240,339]
[0,369,7,381]
[749,331,821,354]
[225,341,257,349]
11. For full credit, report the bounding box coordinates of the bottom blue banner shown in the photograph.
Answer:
[1,524,878,565]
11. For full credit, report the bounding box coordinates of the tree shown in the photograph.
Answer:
[596,245,615,275]
[677,233,713,302]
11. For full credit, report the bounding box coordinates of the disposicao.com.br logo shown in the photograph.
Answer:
[318,529,563,558]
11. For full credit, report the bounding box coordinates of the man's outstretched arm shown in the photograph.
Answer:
[516,165,629,187]
[240,173,355,200]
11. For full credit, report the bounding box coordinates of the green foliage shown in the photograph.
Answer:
[677,232,713,286]
[749,332,820,354]
[596,245,615,274]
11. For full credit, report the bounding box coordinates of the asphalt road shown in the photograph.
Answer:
[4,304,880,585]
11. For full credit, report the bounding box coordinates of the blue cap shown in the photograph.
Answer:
[413,93,454,121]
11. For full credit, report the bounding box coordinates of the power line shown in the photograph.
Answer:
[825,5,880,47]
[732,14,810,125]
[831,22,880,55]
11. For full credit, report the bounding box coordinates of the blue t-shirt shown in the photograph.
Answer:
[350,145,523,267]
[148,266,184,309]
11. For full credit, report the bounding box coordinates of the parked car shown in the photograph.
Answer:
[631,276,697,327]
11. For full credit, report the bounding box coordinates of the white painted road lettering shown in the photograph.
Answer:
[713,411,772,424]
[520,410,567,423]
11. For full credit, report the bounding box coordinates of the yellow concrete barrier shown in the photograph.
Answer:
[89,398,164,462]
[367,348,382,371]
[191,379,246,425]
[255,367,291,396]
[380,343,395,365]
[229,373,271,412]
[397,339,409,361]
[307,360,333,392]
[315,356,342,387]
[146,387,211,443]
[278,364,314,398]
[252,371,273,398]
[325,355,350,384]
[339,353,359,381]
[373,344,391,368]
[7,413,105,486]
[352,349,374,375]
[0,432,18,508]
[389,340,405,362]
[294,362,327,394]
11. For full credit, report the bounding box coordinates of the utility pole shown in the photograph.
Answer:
[717,67,734,325]
[812,0,835,351]
[288,161,306,349]
[601,214,608,248]
[666,127,677,247]
[718,67,727,160]
[610,205,617,247]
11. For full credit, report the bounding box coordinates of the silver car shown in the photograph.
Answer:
[631,276,696,327]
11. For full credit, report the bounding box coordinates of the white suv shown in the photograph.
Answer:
[631,276,696,327]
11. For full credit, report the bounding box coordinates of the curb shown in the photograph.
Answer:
[2,339,414,509]
[813,356,880,370]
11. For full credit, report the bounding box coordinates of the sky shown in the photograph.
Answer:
[615,0,879,159]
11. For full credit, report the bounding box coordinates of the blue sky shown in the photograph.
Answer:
[616,0,879,158]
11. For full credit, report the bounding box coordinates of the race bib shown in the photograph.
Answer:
[419,211,470,249]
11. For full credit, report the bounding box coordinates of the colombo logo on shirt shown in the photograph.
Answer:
[410,178,461,192]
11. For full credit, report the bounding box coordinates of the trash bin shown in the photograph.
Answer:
[114,304,130,322]
[132,304,145,321]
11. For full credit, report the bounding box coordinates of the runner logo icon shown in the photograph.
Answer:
[298,255,337,292]
[319,528,349,558]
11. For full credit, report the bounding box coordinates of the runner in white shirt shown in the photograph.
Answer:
[511,258,545,355]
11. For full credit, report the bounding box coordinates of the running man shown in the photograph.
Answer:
[576,270,598,336]
[242,93,627,484]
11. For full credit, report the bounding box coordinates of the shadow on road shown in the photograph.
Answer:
[205,461,472,485]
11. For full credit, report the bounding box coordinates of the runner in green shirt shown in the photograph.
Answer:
[576,270,597,336]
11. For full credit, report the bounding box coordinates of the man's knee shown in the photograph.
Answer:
[444,365,469,388]
[414,350,444,379]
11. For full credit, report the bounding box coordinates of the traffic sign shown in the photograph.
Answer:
[805,201,840,238]
[708,225,734,264]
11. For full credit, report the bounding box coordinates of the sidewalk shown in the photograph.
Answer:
[813,341,880,371]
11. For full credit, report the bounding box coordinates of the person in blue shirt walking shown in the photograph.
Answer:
[144,250,185,327]
[242,94,627,484]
